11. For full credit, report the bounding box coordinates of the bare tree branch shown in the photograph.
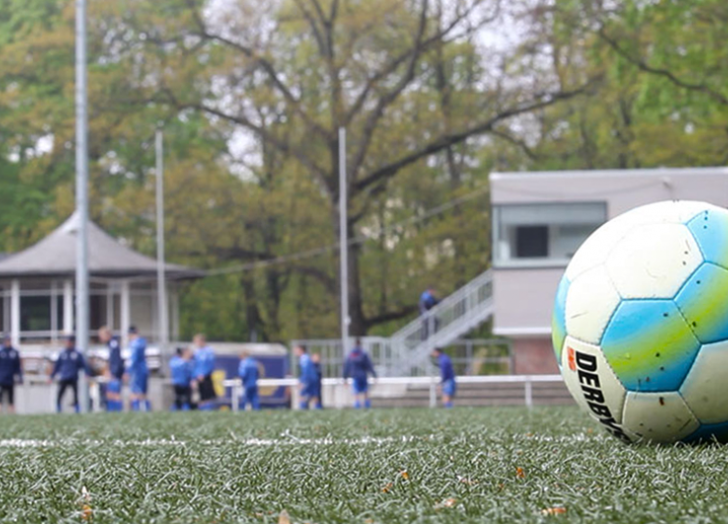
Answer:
[343,0,484,126]
[355,80,599,191]
[598,27,728,106]
[184,0,334,142]
[348,0,430,181]
[490,128,539,160]
[365,305,418,329]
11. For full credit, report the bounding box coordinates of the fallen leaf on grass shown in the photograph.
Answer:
[79,486,92,521]
[516,467,525,479]
[458,476,478,486]
[434,498,457,510]
[541,507,567,516]
[278,509,291,524]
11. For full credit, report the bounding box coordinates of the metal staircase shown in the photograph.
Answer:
[292,269,495,377]
[386,269,495,376]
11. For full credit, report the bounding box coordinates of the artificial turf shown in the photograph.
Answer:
[1,407,727,523]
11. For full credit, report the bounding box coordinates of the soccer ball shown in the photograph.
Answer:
[553,200,728,444]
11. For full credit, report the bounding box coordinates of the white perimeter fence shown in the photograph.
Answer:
[224,374,564,412]
[10,374,565,413]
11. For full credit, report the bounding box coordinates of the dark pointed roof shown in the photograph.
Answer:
[0,213,202,279]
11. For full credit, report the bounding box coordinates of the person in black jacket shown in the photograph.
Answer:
[49,335,89,413]
[0,334,22,414]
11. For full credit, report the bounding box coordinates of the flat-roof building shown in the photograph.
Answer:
[490,167,728,374]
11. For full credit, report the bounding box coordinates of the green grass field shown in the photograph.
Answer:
[1,407,726,523]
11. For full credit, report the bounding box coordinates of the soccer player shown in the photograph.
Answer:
[294,345,318,410]
[99,326,124,412]
[170,347,194,411]
[126,326,150,412]
[237,351,260,411]
[311,353,323,410]
[431,347,456,408]
[193,334,217,411]
[419,287,440,339]
[343,339,377,409]
[0,334,22,414]
[49,335,89,413]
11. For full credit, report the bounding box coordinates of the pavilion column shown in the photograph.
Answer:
[10,279,20,347]
[120,279,130,347]
[106,283,114,331]
[171,286,179,342]
[63,280,74,335]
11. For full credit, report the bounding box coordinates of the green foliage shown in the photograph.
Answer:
[1,0,726,342]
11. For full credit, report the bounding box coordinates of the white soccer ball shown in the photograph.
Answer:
[553,200,728,443]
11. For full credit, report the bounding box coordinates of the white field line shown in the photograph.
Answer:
[0,433,607,449]
[0,435,427,448]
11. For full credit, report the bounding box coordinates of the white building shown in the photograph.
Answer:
[490,167,728,374]
[0,213,201,348]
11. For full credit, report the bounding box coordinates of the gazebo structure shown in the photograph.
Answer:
[0,213,202,348]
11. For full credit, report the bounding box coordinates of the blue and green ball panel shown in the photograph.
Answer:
[681,420,728,444]
[687,209,728,269]
[600,300,701,392]
[552,275,570,364]
[675,263,728,344]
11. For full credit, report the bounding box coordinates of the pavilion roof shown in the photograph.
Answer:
[0,213,203,279]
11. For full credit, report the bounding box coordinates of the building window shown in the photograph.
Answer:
[20,296,51,332]
[493,202,606,267]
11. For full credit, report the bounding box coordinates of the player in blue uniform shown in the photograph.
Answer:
[50,335,89,413]
[294,345,319,410]
[193,334,217,410]
[126,326,150,411]
[343,339,377,409]
[419,287,440,339]
[170,347,194,411]
[431,347,456,408]
[311,353,323,409]
[99,326,124,412]
[0,334,22,414]
[238,351,260,411]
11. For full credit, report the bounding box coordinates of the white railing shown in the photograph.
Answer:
[387,269,495,376]
[291,269,496,377]
[223,374,563,411]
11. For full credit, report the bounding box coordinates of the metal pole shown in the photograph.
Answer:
[338,127,349,359]
[75,0,89,413]
[155,130,169,351]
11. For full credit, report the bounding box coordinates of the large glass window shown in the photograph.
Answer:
[493,202,606,267]
[20,296,51,332]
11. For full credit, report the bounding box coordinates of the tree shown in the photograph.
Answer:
[120,0,596,335]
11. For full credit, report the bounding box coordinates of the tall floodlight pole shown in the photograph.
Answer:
[338,127,349,360]
[75,0,90,412]
[155,129,169,351]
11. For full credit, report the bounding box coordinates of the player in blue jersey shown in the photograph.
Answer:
[99,326,124,412]
[294,345,319,410]
[238,351,260,411]
[311,353,323,409]
[419,287,440,339]
[170,347,194,411]
[343,339,377,409]
[431,347,456,408]
[125,326,150,411]
[49,335,89,413]
[0,334,22,414]
[193,334,217,410]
